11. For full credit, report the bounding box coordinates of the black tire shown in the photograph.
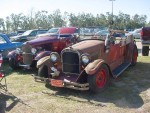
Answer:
[142,46,149,56]
[38,65,48,78]
[9,58,19,70]
[131,45,138,66]
[87,64,110,93]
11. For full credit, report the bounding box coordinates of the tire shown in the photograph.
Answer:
[9,58,19,70]
[87,64,110,93]
[142,46,149,56]
[38,65,48,78]
[131,45,138,66]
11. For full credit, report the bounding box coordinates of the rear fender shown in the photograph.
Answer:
[85,59,106,75]
[34,51,51,61]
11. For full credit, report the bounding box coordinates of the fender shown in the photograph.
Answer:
[34,51,51,61]
[7,50,18,59]
[85,59,106,75]
[37,56,52,69]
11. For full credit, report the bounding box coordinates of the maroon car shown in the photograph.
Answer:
[35,28,138,93]
[8,27,79,69]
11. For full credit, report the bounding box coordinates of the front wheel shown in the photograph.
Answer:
[38,65,48,78]
[9,58,19,70]
[87,64,110,93]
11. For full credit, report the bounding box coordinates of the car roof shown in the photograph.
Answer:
[59,27,77,34]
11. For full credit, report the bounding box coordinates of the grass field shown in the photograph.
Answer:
[0,56,150,113]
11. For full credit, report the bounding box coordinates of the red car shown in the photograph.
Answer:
[8,27,79,69]
[35,28,138,93]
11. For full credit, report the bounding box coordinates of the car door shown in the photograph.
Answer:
[27,30,38,41]
[0,35,15,58]
[108,42,123,70]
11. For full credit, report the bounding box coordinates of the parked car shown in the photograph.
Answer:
[10,29,48,42]
[34,28,138,93]
[140,27,150,56]
[128,28,141,39]
[0,33,23,58]
[37,27,80,37]
[7,27,79,70]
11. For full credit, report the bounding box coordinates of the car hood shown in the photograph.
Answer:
[26,35,59,47]
[10,35,27,41]
[65,40,104,59]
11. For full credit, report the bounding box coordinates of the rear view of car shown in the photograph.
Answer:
[140,27,150,56]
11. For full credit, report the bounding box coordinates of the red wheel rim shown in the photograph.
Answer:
[133,50,137,63]
[96,69,106,88]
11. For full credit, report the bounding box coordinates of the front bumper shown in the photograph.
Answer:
[33,75,89,91]
[141,40,150,46]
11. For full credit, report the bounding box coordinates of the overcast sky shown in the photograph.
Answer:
[1,0,150,22]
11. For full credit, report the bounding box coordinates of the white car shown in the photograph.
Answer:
[129,28,141,39]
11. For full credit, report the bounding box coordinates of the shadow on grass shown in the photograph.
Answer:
[2,60,37,76]
[44,61,150,109]
[0,91,30,113]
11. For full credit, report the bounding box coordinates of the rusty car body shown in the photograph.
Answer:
[7,27,79,69]
[34,27,138,93]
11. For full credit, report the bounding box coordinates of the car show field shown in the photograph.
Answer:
[0,55,150,113]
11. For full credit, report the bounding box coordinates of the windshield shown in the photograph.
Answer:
[22,30,33,36]
[80,27,105,40]
[47,28,59,34]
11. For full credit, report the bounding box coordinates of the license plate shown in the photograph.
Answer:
[51,79,63,87]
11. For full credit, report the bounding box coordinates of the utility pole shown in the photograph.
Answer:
[109,0,115,25]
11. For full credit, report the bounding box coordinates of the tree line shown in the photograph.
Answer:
[0,9,150,33]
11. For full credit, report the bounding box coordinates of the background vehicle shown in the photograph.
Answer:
[37,27,80,37]
[128,28,141,39]
[8,27,79,70]
[10,29,48,42]
[0,34,23,58]
[140,27,150,56]
[35,27,138,93]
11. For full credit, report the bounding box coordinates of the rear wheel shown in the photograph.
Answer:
[38,65,48,78]
[9,58,19,70]
[142,46,149,56]
[88,64,110,93]
[131,45,138,66]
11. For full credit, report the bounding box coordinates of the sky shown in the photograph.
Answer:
[1,0,150,22]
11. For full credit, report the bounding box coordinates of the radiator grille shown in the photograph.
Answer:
[22,44,33,65]
[62,51,80,74]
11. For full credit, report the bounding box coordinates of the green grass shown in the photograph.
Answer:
[0,56,150,113]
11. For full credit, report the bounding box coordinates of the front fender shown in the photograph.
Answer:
[37,56,51,69]
[85,59,105,75]
[7,50,17,59]
[34,51,51,61]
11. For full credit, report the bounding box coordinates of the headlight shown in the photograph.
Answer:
[15,48,21,54]
[50,52,60,62]
[82,55,90,64]
[31,48,37,54]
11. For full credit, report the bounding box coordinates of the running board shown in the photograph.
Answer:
[112,62,131,78]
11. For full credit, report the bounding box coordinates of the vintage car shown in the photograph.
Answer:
[35,27,138,93]
[7,27,79,69]
[0,33,23,58]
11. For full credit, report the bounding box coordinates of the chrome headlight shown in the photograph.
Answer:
[82,55,90,64]
[50,52,60,62]
[15,48,21,54]
[31,48,37,54]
